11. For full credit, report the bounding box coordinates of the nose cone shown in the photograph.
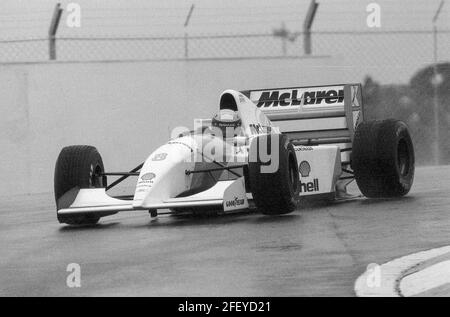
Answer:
[133,136,196,208]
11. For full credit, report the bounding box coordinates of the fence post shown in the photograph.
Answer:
[303,0,319,55]
[48,3,63,60]
[183,4,195,60]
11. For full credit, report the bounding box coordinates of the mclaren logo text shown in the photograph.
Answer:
[256,89,344,107]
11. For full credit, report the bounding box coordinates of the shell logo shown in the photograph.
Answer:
[299,161,311,178]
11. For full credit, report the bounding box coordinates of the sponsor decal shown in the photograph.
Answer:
[295,146,313,152]
[137,172,156,189]
[255,88,344,108]
[298,161,319,193]
[299,160,311,177]
[225,196,246,208]
[141,172,156,181]
[152,153,168,161]
[239,94,246,103]
[299,179,320,193]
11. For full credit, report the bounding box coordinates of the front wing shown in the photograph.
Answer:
[57,177,249,219]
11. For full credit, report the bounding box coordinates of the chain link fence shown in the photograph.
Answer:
[1,30,448,62]
[1,30,449,85]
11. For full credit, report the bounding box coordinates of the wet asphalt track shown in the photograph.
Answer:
[0,166,449,296]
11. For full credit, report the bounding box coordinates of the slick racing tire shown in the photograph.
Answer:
[54,145,107,225]
[352,119,415,198]
[248,134,299,215]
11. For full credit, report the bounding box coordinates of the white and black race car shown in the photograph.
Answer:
[54,84,415,225]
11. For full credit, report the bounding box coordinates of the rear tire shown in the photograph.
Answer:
[248,134,299,215]
[54,145,107,225]
[352,119,415,198]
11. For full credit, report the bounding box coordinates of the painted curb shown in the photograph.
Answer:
[355,245,450,297]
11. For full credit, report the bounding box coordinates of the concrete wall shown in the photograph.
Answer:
[0,57,362,196]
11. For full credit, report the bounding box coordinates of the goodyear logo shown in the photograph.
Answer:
[256,89,344,107]
[225,197,245,208]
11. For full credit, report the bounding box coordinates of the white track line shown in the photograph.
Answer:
[355,245,450,297]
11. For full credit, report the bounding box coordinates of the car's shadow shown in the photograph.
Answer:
[58,222,120,232]
[57,209,302,232]
[138,210,301,228]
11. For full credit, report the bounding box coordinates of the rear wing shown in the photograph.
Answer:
[241,84,364,146]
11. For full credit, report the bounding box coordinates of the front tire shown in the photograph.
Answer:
[54,145,107,225]
[352,119,415,198]
[248,134,299,215]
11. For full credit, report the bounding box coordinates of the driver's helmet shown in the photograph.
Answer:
[211,109,242,138]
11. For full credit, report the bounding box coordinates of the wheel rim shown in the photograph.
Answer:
[397,139,410,177]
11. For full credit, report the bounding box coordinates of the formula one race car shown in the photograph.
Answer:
[54,84,415,225]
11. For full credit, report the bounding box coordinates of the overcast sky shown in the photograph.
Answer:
[0,0,448,38]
